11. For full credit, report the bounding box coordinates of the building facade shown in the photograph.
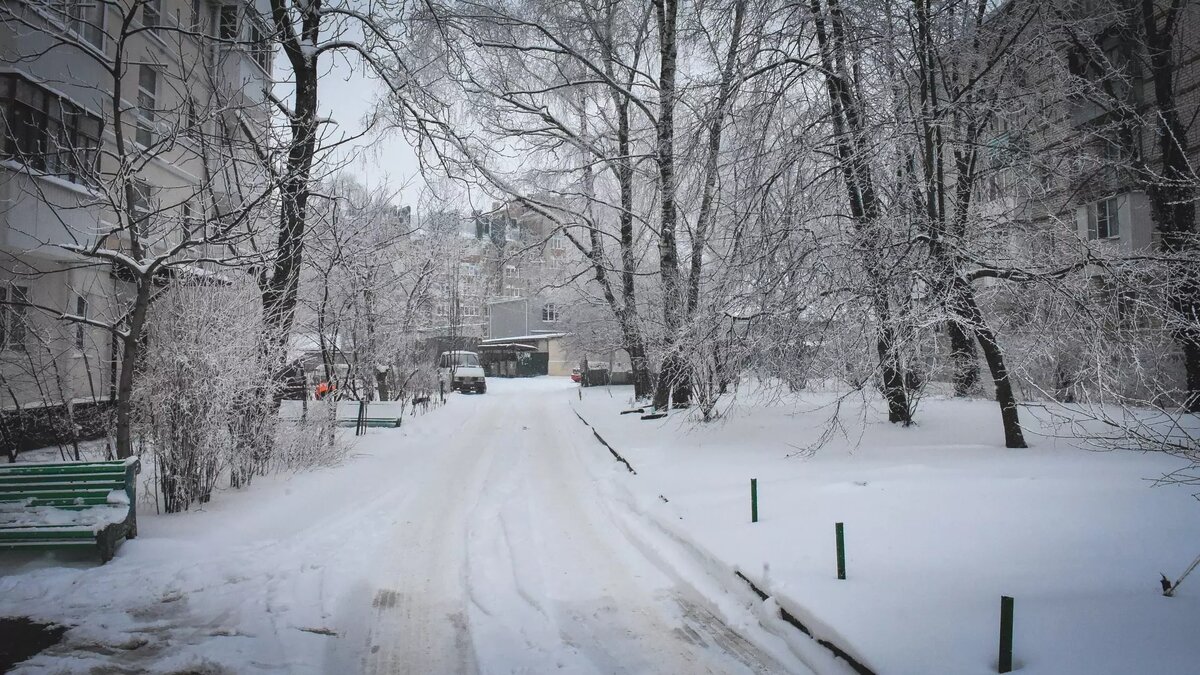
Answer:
[1,0,273,417]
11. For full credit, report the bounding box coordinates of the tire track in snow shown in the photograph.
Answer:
[352,396,501,675]
[341,381,805,673]
[461,389,792,674]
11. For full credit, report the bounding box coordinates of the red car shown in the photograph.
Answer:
[571,368,582,383]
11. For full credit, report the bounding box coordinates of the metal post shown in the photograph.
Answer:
[999,595,1014,673]
[751,478,758,523]
[835,522,846,580]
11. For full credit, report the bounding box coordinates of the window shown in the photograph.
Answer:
[74,294,88,350]
[542,302,558,323]
[65,0,106,48]
[1116,290,1146,329]
[248,16,271,72]
[136,65,157,147]
[182,201,200,239]
[435,302,449,317]
[142,0,161,27]
[130,179,152,239]
[218,4,239,40]
[1037,165,1054,193]
[204,217,223,259]
[0,73,101,185]
[550,233,565,251]
[1089,196,1120,240]
[184,97,200,138]
[1,286,30,352]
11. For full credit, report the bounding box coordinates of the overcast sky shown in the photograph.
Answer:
[315,54,429,208]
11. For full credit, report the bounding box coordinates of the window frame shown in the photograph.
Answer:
[65,0,107,49]
[135,64,158,148]
[1089,196,1121,240]
[129,178,153,240]
[74,294,88,350]
[181,200,201,242]
[190,0,203,30]
[184,96,200,139]
[0,73,102,185]
[542,302,559,323]
[218,3,239,41]
[247,14,272,73]
[142,0,162,28]
[2,285,30,352]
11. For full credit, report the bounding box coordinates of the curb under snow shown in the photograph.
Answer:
[570,404,877,675]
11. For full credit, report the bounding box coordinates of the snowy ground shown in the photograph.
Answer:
[1,379,841,674]
[572,382,1200,675]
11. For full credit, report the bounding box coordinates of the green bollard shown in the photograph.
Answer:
[835,522,846,580]
[751,479,758,523]
[999,595,1014,673]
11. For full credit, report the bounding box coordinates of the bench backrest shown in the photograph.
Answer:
[0,458,140,509]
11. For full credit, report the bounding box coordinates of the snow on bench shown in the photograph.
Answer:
[0,458,140,563]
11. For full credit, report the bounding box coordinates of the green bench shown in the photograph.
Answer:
[0,458,140,563]
[335,418,401,428]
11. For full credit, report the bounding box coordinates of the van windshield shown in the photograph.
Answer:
[442,353,480,367]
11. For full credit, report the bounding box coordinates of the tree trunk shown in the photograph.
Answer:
[947,321,980,395]
[872,291,911,424]
[113,282,152,459]
[375,370,390,401]
[615,99,652,401]
[955,285,1027,448]
[626,335,653,400]
[686,0,746,316]
[809,0,911,424]
[263,0,323,392]
[1138,0,1200,412]
[652,0,689,410]
[653,352,688,410]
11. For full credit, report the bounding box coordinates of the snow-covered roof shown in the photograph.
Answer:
[480,332,568,344]
[477,343,536,351]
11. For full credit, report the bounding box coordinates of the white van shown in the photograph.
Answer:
[438,350,487,394]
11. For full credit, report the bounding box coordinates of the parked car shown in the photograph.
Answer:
[571,368,582,383]
[438,351,487,394]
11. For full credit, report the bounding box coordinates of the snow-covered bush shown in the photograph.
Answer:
[136,279,273,512]
[273,397,345,471]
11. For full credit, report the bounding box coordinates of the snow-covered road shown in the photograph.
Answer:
[2,378,815,674]
[338,379,801,674]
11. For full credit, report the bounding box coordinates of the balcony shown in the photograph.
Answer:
[0,163,102,260]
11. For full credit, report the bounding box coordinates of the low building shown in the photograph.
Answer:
[478,331,569,377]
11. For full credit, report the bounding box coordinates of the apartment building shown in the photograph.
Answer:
[474,199,571,307]
[471,199,582,376]
[0,0,273,416]
[980,0,1200,261]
